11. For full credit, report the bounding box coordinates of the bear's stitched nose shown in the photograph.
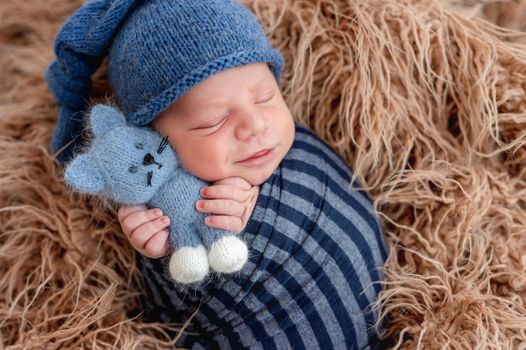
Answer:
[143,153,162,169]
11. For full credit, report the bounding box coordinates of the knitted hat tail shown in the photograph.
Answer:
[45,0,142,162]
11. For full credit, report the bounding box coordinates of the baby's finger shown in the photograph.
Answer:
[118,205,148,223]
[211,177,252,190]
[196,199,244,217]
[121,208,164,236]
[204,215,244,234]
[129,215,170,247]
[200,185,250,203]
[142,230,171,258]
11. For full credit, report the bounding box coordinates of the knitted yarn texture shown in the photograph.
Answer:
[64,104,249,284]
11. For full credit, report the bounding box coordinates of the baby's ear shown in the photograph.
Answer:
[90,104,127,137]
[64,154,104,193]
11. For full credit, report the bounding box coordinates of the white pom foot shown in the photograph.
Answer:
[169,245,209,283]
[208,236,248,273]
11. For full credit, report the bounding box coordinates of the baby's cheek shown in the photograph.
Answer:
[186,157,232,182]
[202,166,231,182]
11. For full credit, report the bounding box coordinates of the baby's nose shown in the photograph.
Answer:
[143,153,162,169]
[236,113,268,140]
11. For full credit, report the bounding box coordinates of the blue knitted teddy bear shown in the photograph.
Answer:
[64,104,249,284]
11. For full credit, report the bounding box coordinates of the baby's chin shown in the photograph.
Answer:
[234,157,281,186]
[236,140,293,185]
[184,164,275,186]
[243,169,275,186]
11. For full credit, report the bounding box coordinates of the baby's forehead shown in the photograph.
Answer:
[154,64,278,120]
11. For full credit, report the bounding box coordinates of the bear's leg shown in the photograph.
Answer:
[168,225,209,283]
[197,226,248,274]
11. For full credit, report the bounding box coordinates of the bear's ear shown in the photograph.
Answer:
[90,104,127,137]
[64,154,104,193]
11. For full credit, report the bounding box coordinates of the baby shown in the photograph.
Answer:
[119,62,292,260]
[46,0,388,349]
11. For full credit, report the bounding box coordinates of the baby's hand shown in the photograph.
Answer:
[117,205,171,258]
[196,177,259,233]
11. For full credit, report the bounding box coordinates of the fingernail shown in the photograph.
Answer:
[200,188,206,196]
[162,216,170,224]
[197,200,204,209]
[155,209,163,216]
[205,217,212,224]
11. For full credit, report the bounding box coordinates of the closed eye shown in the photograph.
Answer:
[255,92,274,104]
[195,115,228,130]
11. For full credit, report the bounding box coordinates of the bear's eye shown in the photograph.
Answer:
[135,142,144,150]
[128,165,138,174]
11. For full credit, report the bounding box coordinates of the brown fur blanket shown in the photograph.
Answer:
[1,0,525,348]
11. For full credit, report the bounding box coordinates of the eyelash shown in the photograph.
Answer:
[201,93,274,131]
[255,93,274,104]
[205,115,228,129]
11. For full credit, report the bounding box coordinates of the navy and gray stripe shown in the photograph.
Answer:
[137,124,388,349]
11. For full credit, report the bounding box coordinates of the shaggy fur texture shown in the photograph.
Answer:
[1,0,525,348]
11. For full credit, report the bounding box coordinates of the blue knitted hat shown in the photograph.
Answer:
[46,0,284,162]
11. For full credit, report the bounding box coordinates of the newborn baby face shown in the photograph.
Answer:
[152,62,295,186]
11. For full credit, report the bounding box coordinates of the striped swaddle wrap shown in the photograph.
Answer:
[137,124,388,349]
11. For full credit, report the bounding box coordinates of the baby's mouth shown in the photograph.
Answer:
[235,146,276,166]
[237,148,273,163]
